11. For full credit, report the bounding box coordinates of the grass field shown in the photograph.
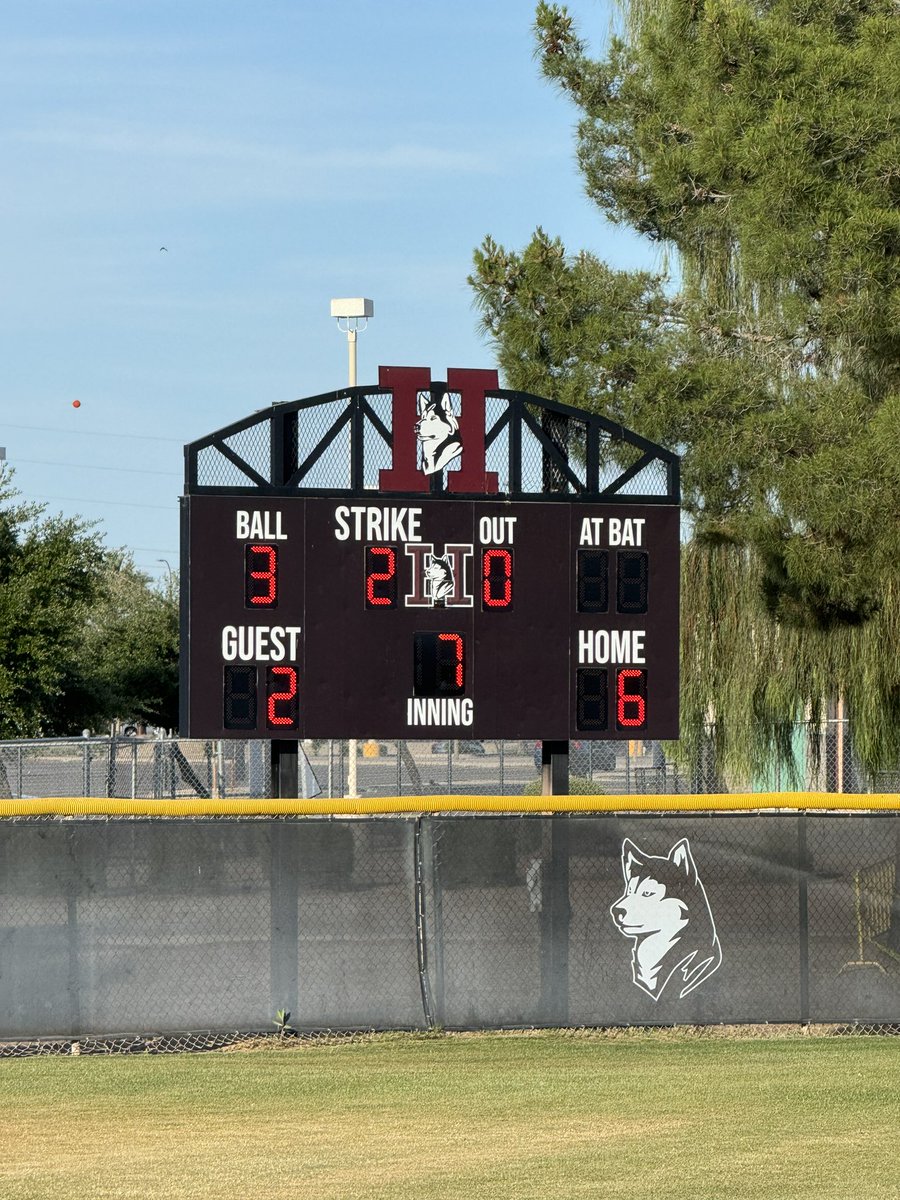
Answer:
[1,1031,898,1199]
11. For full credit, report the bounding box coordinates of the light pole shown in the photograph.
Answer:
[331,298,374,797]
[156,558,175,599]
[330,297,373,387]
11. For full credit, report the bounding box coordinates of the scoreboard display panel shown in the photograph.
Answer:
[181,495,680,740]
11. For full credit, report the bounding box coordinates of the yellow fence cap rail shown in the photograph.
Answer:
[1,792,900,817]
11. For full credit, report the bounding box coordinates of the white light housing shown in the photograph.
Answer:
[330,297,374,319]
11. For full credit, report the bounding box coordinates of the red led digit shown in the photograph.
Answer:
[413,632,465,695]
[482,548,512,608]
[266,666,299,728]
[245,544,278,608]
[616,669,647,728]
[366,545,397,607]
[438,633,464,688]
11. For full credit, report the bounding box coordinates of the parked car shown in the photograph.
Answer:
[431,740,486,754]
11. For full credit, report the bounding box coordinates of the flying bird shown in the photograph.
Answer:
[159,246,168,252]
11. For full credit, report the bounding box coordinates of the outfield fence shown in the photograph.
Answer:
[1,805,899,1041]
[0,716,889,803]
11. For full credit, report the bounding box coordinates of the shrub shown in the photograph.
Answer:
[522,776,602,797]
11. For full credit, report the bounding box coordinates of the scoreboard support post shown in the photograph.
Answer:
[539,739,571,1022]
[541,740,569,797]
[270,740,299,799]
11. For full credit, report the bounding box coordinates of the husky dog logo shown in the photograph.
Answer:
[423,553,455,603]
[416,391,462,475]
[610,838,722,1001]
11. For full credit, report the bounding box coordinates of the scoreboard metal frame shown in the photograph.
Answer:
[180,367,681,743]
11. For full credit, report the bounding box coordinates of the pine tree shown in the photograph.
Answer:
[470,1,900,779]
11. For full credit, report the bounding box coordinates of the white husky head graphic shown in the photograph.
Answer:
[424,553,455,602]
[416,391,462,475]
[610,837,722,1001]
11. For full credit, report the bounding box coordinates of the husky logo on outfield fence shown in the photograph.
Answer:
[610,838,722,1001]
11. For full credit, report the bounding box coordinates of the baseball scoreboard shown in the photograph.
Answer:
[181,494,680,740]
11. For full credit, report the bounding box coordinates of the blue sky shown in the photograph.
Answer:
[1,0,661,581]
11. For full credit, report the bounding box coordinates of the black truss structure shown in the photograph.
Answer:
[184,382,680,503]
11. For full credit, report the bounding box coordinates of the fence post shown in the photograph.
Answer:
[421,816,445,1026]
[539,816,571,1025]
[269,821,299,1025]
[413,817,436,1029]
[106,738,117,798]
[65,828,82,1036]
[798,812,810,1024]
[885,818,900,953]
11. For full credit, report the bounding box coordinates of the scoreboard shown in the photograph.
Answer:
[180,494,680,740]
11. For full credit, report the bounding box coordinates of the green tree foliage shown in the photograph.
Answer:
[470,1,900,778]
[0,474,106,737]
[0,473,179,736]
[54,555,179,734]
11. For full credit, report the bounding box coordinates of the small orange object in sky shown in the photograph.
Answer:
[72,399,81,408]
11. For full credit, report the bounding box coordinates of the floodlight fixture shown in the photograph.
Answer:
[330,297,374,321]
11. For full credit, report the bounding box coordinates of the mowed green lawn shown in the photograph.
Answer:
[1,1032,897,1200]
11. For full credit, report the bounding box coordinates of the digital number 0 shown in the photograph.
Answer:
[482,549,512,608]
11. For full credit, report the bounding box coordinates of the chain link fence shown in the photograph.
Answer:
[2,726,899,1048]
[0,813,899,1044]
[0,718,890,801]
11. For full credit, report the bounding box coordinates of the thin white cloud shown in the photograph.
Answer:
[6,118,494,175]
